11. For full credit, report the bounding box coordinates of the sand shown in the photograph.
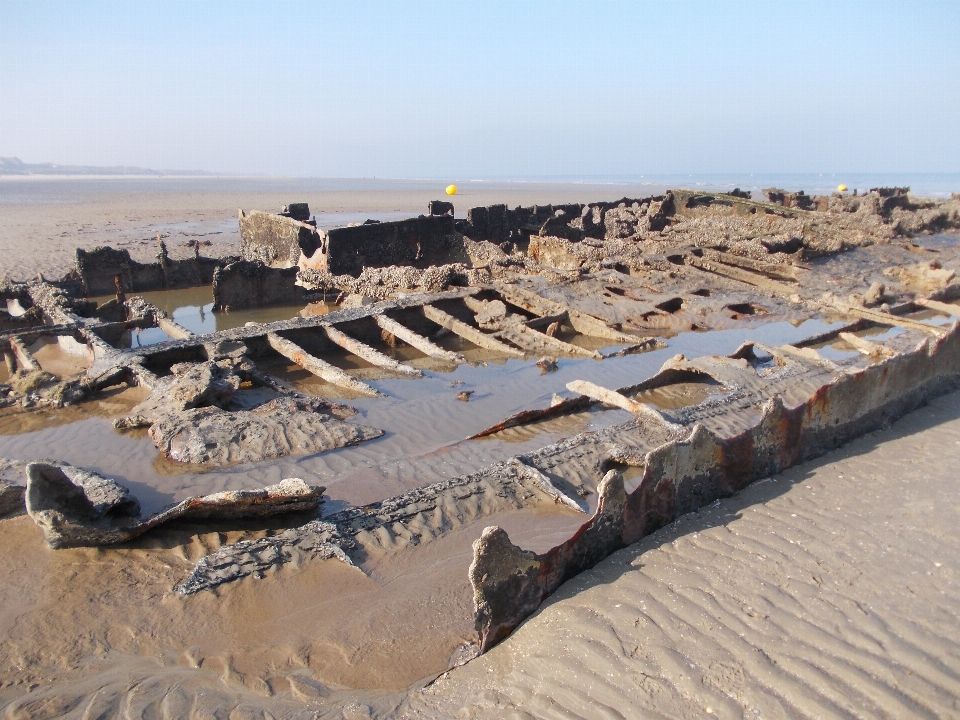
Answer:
[1,388,957,718]
[3,178,960,718]
[0,386,960,718]
[402,390,960,719]
[0,177,671,283]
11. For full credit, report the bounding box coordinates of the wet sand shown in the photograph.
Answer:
[403,390,960,719]
[3,179,959,717]
[0,177,670,282]
[3,386,957,718]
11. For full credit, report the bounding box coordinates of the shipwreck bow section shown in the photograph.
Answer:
[470,318,960,652]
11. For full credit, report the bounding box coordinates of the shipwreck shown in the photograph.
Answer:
[2,184,960,666]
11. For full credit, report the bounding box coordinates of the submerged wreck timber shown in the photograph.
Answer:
[2,186,960,713]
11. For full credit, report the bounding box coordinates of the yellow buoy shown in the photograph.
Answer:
[837,184,847,192]
[445,184,457,196]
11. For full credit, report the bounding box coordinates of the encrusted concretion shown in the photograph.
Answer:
[24,461,325,549]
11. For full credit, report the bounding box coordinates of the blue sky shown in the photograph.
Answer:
[1,1,958,177]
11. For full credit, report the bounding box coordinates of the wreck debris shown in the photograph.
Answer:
[322,325,423,377]
[421,304,526,357]
[175,518,358,595]
[3,186,960,678]
[468,314,960,651]
[374,313,465,363]
[176,455,599,594]
[112,357,384,466]
[181,287,960,596]
[239,206,322,268]
[0,459,27,518]
[146,396,384,466]
[267,332,385,397]
[25,460,324,549]
[75,243,225,296]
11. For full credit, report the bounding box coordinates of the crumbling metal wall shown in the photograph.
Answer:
[239,209,325,269]
[75,245,224,296]
[470,321,960,652]
[462,197,677,243]
[465,204,574,243]
[323,215,458,276]
[211,260,304,311]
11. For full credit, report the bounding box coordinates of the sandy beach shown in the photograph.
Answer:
[0,177,673,283]
[2,389,958,718]
[404,390,960,718]
[1,177,959,719]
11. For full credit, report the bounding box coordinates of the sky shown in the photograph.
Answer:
[1,0,958,178]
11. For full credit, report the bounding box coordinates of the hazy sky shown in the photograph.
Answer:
[1,1,958,178]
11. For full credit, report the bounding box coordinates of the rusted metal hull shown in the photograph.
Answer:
[470,321,960,652]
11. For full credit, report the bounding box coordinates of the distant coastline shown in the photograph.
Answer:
[0,156,213,177]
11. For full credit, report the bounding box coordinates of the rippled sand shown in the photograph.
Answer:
[3,391,958,718]
[403,390,960,718]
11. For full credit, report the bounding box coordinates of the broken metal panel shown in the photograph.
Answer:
[469,321,960,652]
[323,215,459,277]
[75,244,223,296]
[239,209,325,270]
[212,260,305,311]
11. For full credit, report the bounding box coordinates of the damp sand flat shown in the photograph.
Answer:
[404,390,960,719]
[3,380,959,717]
[0,177,671,282]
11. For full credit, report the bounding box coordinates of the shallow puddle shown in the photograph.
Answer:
[0,311,860,710]
[0,385,151,436]
[91,286,330,338]
[28,336,89,377]
[0,316,846,515]
[631,380,722,409]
